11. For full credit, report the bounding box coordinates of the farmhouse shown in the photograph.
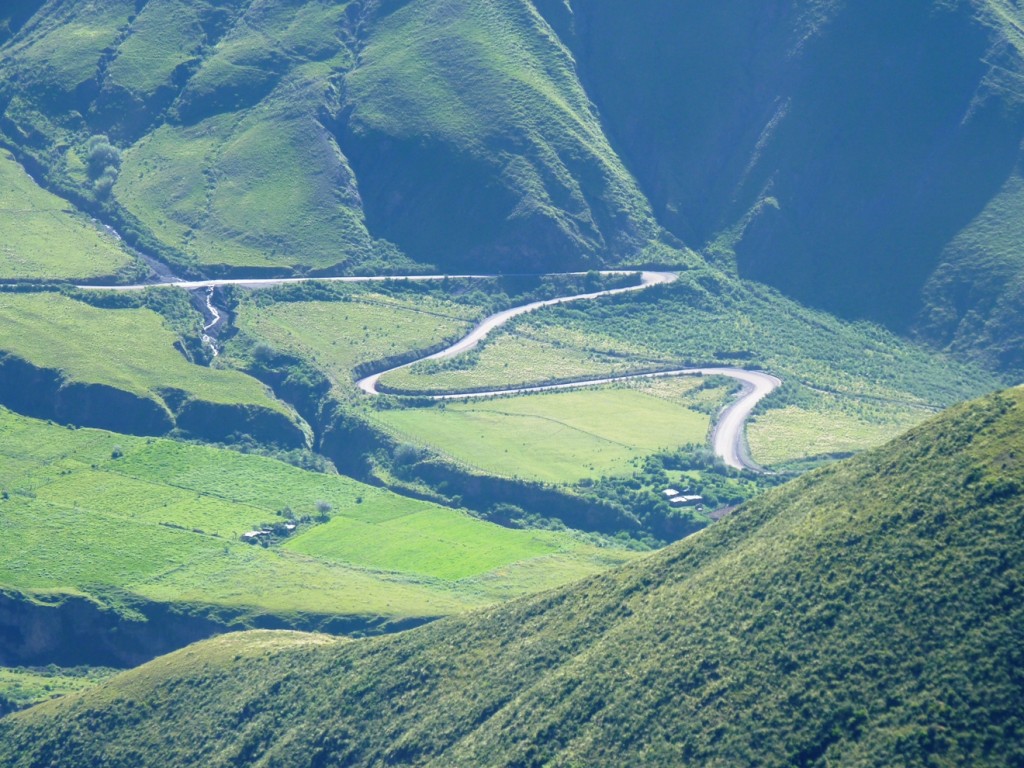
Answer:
[662,488,680,498]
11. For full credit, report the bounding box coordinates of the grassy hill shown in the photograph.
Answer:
[3,0,1024,370]
[1,385,1021,765]
[0,0,671,278]
[552,0,1024,356]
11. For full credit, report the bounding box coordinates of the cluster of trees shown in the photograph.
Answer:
[85,135,121,201]
[573,449,778,544]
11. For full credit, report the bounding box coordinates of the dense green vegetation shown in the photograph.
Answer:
[0,406,635,633]
[0,666,117,716]
[4,386,1021,766]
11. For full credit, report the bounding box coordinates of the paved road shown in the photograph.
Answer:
[352,274,780,472]
[80,268,779,472]
[76,270,661,291]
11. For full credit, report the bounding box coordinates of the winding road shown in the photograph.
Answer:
[79,269,781,472]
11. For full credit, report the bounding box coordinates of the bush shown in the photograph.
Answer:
[86,135,121,180]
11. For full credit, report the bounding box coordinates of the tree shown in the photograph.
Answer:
[315,500,332,522]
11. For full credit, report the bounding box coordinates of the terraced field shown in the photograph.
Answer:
[0,407,636,623]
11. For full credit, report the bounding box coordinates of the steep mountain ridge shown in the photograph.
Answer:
[552,0,1024,337]
[2,385,1021,766]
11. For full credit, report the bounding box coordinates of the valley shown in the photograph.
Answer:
[0,1,1022,763]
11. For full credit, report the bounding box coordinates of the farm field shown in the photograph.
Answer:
[370,385,713,484]
[0,150,133,282]
[233,287,480,391]
[0,407,637,623]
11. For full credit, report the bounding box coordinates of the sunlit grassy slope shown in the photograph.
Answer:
[0,291,307,444]
[0,0,672,277]
[4,386,1021,766]
[234,288,480,393]
[0,407,636,622]
[0,292,275,408]
[342,0,665,271]
[371,386,711,484]
[0,150,132,281]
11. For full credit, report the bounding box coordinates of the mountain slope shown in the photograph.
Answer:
[3,0,1024,371]
[0,0,669,277]
[553,0,1024,336]
[3,386,1022,766]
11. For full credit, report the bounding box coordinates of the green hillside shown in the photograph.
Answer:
[2,386,1021,765]
[0,149,134,281]
[3,0,1023,369]
[0,0,670,278]
[552,1,1024,347]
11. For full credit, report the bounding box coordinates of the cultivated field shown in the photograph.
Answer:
[0,408,635,620]
[371,386,712,484]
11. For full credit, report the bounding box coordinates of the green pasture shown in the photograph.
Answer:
[0,291,288,413]
[371,386,711,484]
[0,408,634,620]
[0,151,132,281]
[112,6,389,274]
[1,0,128,95]
[234,290,477,390]
[286,507,569,581]
[379,320,670,393]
